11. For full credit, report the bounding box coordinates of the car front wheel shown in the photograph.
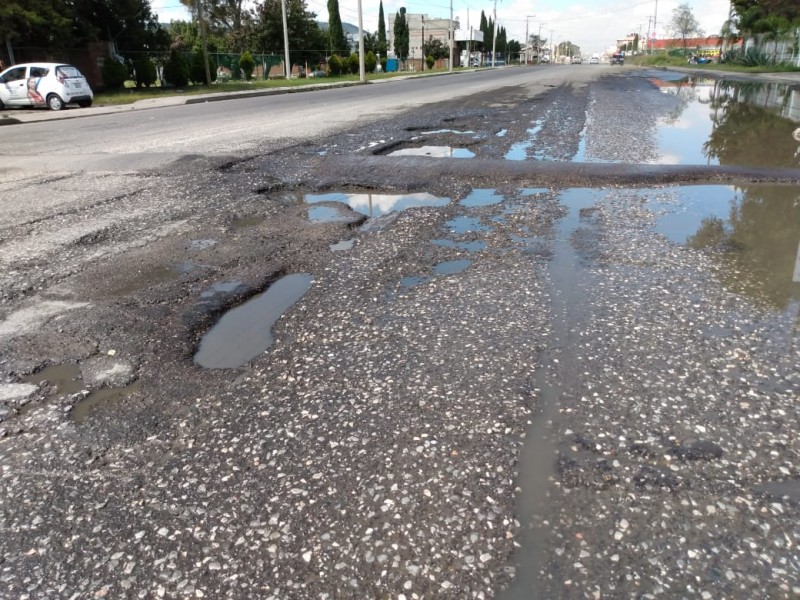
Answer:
[46,94,64,111]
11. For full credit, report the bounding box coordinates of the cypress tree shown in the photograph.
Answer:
[327,0,349,55]
[393,7,409,60]
[378,1,387,56]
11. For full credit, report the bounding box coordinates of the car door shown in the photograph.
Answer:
[0,66,31,106]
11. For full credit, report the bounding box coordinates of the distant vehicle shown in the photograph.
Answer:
[539,55,551,64]
[610,52,624,65]
[571,55,582,64]
[589,56,600,64]
[0,62,93,110]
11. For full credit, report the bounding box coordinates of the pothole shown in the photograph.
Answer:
[194,273,314,369]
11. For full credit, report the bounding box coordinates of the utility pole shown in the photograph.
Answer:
[653,0,658,42]
[537,22,543,63]
[449,0,453,72]
[280,0,291,78]
[491,0,498,66]
[525,17,530,64]
[421,15,425,70]
[357,0,365,82]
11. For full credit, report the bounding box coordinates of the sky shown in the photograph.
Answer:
[150,0,732,55]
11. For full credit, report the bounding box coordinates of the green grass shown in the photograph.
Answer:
[93,67,470,106]
[628,53,800,73]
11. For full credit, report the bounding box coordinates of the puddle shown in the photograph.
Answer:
[431,239,487,252]
[387,146,475,158]
[71,381,141,423]
[651,184,800,312]
[200,281,245,298]
[231,216,266,229]
[23,364,82,396]
[443,216,492,234]
[647,78,799,167]
[330,239,356,251]
[496,129,508,137]
[433,259,472,275]
[305,192,450,218]
[194,273,313,369]
[401,275,429,288]
[505,120,543,160]
[308,205,354,223]
[460,188,504,208]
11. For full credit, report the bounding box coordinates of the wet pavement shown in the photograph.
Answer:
[1,68,799,598]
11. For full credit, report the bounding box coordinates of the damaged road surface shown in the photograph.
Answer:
[1,67,800,598]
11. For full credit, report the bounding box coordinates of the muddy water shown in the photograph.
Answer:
[194,274,313,369]
[71,381,141,423]
[23,364,83,396]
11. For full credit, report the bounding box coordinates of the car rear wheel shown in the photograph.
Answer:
[46,94,64,111]
[78,99,93,108]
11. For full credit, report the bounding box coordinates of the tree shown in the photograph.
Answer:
[669,3,704,54]
[327,0,349,55]
[377,1,387,56]
[422,36,448,61]
[239,50,255,79]
[479,11,488,51]
[393,7,409,61]
[253,0,326,70]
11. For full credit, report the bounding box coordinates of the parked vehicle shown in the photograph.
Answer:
[610,53,624,65]
[0,63,93,111]
[571,55,582,64]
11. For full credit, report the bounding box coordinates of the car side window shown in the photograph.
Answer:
[2,67,27,82]
[30,67,49,78]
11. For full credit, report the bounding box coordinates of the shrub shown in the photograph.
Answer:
[190,49,218,84]
[133,56,157,87]
[426,55,435,70]
[239,51,256,81]
[163,50,189,87]
[381,57,387,72]
[365,51,377,73]
[348,53,359,74]
[328,55,343,76]
[101,57,128,90]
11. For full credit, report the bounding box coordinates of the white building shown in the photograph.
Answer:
[387,13,459,69]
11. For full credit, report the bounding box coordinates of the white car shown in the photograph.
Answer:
[589,56,600,64]
[0,62,93,111]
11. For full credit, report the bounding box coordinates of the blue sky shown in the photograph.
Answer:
[150,0,731,55]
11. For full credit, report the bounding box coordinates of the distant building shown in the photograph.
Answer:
[387,13,459,69]
[648,35,740,56]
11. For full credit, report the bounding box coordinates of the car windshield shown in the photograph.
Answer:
[56,65,82,78]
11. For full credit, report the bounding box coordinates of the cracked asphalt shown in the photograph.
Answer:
[1,67,800,598]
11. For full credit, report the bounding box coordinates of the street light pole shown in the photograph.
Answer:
[357,0,365,82]
[449,0,454,72]
[491,0,498,66]
[280,0,291,78]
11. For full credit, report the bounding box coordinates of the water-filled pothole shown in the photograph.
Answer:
[305,192,450,218]
[194,273,313,369]
[308,205,355,223]
[443,216,492,234]
[387,146,475,158]
[330,239,356,251]
[460,189,505,208]
[72,381,141,423]
[23,364,83,397]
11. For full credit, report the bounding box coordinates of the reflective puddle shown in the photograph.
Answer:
[433,259,472,275]
[388,146,475,158]
[72,381,141,423]
[650,78,800,167]
[505,120,543,161]
[308,205,354,223]
[305,192,450,218]
[460,188,504,208]
[651,184,800,312]
[330,239,356,251]
[194,273,313,369]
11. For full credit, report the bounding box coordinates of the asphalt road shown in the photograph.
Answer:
[1,66,604,173]
[1,65,799,599]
